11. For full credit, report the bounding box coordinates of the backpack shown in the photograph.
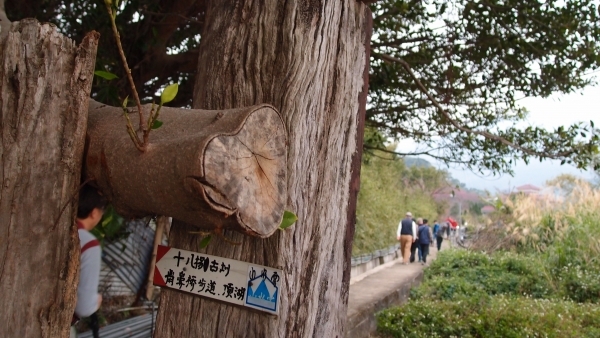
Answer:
[436,225,446,238]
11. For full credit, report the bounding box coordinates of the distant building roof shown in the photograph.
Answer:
[481,205,495,214]
[516,184,541,194]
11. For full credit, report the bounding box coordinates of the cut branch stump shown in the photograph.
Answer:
[85,101,287,238]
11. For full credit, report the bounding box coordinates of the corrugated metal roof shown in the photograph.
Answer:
[99,262,132,297]
[77,312,156,338]
[101,219,155,296]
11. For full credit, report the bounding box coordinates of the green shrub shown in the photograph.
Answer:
[416,250,554,301]
[377,297,600,338]
[557,264,600,303]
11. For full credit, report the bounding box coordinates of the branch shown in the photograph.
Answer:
[373,52,580,159]
[104,1,145,151]
[366,119,434,138]
[372,0,421,22]
[363,144,473,165]
[141,10,204,25]
[371,36,433,48]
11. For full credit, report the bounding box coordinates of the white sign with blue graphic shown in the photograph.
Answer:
[154,245,282,315]
[245,265,281,314]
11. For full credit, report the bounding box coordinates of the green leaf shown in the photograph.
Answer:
[94,70,118,80]
[91,205,128,246]
[122,95,128,108]
[199,235,212,249]
[101,214,113,227]
[151,120,163,129]
[279,210,298,229]
[160,83,178,104]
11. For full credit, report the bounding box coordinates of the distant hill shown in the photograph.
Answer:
[403,156,487,196]
[404,157,433,168]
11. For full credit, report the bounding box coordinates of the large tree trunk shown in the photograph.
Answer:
[155,1,371,337]
[0,20,98,337]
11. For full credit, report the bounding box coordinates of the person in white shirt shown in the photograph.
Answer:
[71,185,107,337]
[396,212,417,264]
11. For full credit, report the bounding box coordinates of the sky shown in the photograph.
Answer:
[396,85,599,192]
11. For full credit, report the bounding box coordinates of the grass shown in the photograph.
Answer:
[376,177,600,337]
[377,296,600,338]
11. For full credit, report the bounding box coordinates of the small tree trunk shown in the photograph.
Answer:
[85,102,287,237]
[0,20,98,337]
[155,1,371,337]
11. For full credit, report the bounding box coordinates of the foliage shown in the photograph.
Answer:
[354,150,446,255]
[279,210,298,230]
[377,296,600,338]
[378,249,600,336]
[91,205,129,245]
[198,235,212,249]
[377,177,600,336]
[469,179,600,302]
[6,0,201,108]
[412,250,554,301]
[474,176,600,256]
[369,0,600,173]
[8,0,600,172]
[468,202,485,216]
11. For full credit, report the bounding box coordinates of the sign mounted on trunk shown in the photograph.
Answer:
[153,245,282,315]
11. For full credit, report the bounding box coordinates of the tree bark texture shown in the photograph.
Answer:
[0,20,98,337]
[156,1,370,337]
[85,102,287,237]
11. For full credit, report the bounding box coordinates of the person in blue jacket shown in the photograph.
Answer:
[418,219,433,264]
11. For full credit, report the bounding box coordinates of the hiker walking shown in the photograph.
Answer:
[410,218,424,263]
[396,212,417,265]
[435,222,448,251]
[418,218,433,264]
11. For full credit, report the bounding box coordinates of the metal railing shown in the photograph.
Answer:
[350,244,400,267]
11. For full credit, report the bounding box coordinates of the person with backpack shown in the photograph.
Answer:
[433,220,440,238]
[435,222,448,251]
[418,218,433,264]
[71,185,107,338]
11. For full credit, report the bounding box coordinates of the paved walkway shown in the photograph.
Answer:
[346,241,450,338]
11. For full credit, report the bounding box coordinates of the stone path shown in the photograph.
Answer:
[346,241,450,338]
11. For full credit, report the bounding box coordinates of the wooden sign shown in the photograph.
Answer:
[153,245,282,315]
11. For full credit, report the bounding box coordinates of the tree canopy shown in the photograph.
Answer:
[8,0,600,174]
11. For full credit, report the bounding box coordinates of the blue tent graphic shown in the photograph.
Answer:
[246,275,278,312]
